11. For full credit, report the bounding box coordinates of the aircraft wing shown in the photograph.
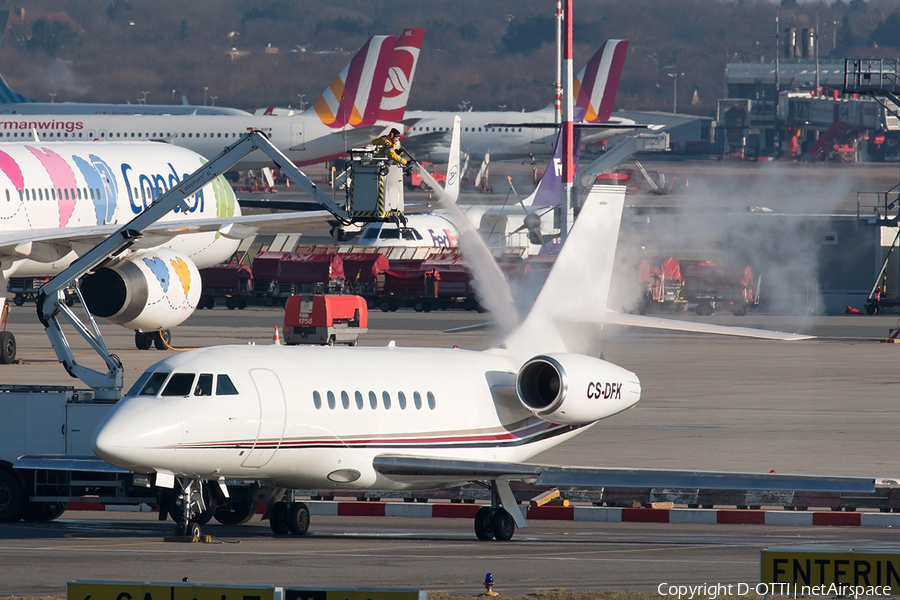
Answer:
[591,310,814,341]
[0,210,334,258]
[372,455,875,493]
[402,130,452,157]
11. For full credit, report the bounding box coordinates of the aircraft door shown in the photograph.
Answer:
[290,122,305,151]
[241,368,287,468]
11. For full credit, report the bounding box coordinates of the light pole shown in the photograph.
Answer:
[297,94,306,111]
[498,104,506,111]
[141,91,149,105]
[209,96,217,107]
[203,86,208,106]
[172,89,176,103]
[48,93,56,103]
[668,72,683,114]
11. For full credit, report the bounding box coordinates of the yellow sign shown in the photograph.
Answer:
[761,549,900,596]
[68,581,277,600]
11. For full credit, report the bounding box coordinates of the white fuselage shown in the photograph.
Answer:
[357,214,459,248]
[0,102,249,116]
[405,107,634,163]
[0,114,388,170]
[92,344,640,491]
[0,141,241,279]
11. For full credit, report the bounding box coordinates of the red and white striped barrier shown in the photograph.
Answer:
[63,500,900,528]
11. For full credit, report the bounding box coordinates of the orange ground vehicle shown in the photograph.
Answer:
[404,161,446,190]
[283,294,368,346]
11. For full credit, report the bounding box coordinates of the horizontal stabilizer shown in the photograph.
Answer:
[592,310,813,341]
[374,455,875,493]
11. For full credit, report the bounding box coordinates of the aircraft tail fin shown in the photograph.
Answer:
[0,73,35,103]
[502,181,627,357]
[378,28,424,123]
[524,129,582,208]
[443,115,461,202]
[574,39,628,123]
[310,35,396,129]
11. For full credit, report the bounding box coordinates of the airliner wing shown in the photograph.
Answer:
[590,310,814,341]
[372,455,874,493]
[0,211,334,257]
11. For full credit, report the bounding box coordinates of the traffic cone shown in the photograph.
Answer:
[272,326,282,345]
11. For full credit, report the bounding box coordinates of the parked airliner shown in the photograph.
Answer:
[0,29,424,170]
[403,39,634,163]
[90,170,857,542]
[0,74,249,116]
[0,139,336,362]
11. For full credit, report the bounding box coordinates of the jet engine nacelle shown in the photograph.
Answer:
[516,353,641,425]
[80,247,201,331]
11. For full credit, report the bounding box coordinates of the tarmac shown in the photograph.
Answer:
[4,306,900,593]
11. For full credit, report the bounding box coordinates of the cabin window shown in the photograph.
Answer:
[194,373,213,396]
[427,391,436,410]
[355,391,364,409]
[126,371,153,396]
[137,133,142,138]
[382,391,391,410]
[340,391,350,409]
[397,391,407,409]
[38,189,43,201]
[89,188,95,200]
[51,188,56,201]
[216,374,239,395]
[64,188,69,200]
[326,391,336,410]
[368,391,377,409]
[76,188,81,200]
[313,391,322,409]
[161,373,195,397]
[413,391,422,409]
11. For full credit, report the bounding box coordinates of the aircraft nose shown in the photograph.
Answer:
[92,398,184,470]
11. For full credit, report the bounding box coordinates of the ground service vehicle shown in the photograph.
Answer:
[283,295,368,346]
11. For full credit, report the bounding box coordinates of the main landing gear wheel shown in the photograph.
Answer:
[269,501,290,535]
[0,331,16,364]
[288,502,310,535]
[474,506,495,540]
[491,508,516,541]
[153,330,171,350]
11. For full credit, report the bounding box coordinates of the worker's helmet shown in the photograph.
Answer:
[484,573,494,584]
[389,128,401,138]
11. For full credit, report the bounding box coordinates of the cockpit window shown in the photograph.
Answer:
[362,227,380,240]
[216,374,239,396]
[139,372,170,396]
[379,228,400,239]
[401,229,418,241]
[161,373,195,397]
[194,373,213,396]
[127,372,152,396]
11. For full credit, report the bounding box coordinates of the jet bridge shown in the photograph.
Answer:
[36,130,407,399]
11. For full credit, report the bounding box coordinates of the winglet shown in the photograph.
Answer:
[443,115,461,202]
[574,39,628,123]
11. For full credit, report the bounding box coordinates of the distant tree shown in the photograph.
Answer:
[459,22,479,41]
[313,17,368,37]
[849,0,867,13]
[833,13,856,55]
[832,0,847,9]
[781,0,798,8]
[177,19,189,43]
[105,0,131,21]
[501,16,554,55]
[27,18,76,56]
[869,11,900,48]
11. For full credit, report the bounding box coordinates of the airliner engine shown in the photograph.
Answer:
[80,247,201,331]
[515,353,641,425]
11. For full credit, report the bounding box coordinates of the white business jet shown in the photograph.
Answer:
[91,173,870,541]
